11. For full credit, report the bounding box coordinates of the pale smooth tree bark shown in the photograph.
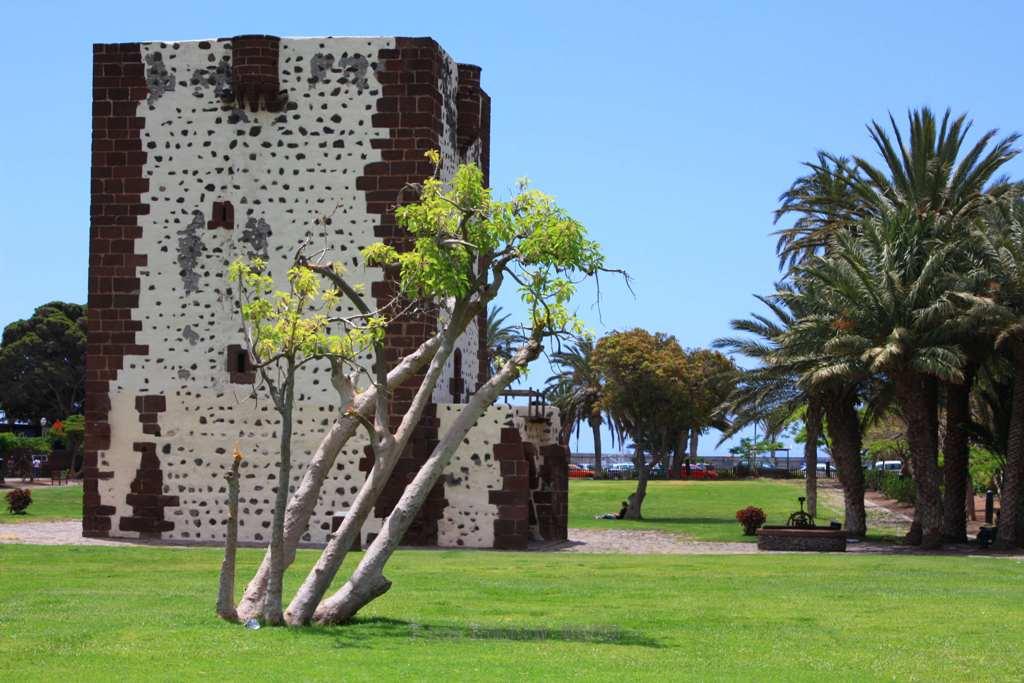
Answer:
[235,332,444,621]
[216,453,242,621]
[312,337,542,625]
[285,303,471,625]
[263,358,297,625]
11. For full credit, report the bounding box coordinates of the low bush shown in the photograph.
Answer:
[716,470,736,481]
[735,506,766,535]
[5,488,32,514]
[864,470,915,504]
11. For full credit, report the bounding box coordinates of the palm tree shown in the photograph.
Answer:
[774,153,865,268]
[774,108,1019,546]
[775,108,1019,269]
[717,284,865,527]
[795,210,971,547]
[546,338,614,474]
[484,307,524,377]
[960,195,1024,547]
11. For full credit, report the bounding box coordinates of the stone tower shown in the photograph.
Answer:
[86,35,567,549]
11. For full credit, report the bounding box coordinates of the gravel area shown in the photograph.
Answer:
[3,519,1021,559]
[542,529,760,554]
[0,521,152,547]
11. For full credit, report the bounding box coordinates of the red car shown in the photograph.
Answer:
[681,463,718,480]
[568,464,594,479]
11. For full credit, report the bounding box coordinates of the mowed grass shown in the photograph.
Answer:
[1,544,1023,681]
[0,484,82,524]
[569,479,845,541]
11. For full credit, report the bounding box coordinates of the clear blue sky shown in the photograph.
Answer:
[2,1,1023,454]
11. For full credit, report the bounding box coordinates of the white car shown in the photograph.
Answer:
[870,460,902,472]
[798,462,833,474]
[605,462,636,479]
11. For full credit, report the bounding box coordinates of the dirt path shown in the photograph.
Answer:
[543,529,760,554]
[4,519,1021,559]
[0,521,155,547]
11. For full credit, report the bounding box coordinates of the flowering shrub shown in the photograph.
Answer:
[5,488,32,514]
[735,506,766,535]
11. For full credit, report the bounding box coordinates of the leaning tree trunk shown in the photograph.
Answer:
[590,414,603,476]
[263,362,297,625]
[824,389,866,538]
[234,332,444,621]
[804,398,823,518]
[624,449,650,519]
[285,315,465,625]
[942,366,974,543]
[894,371,943,549]
[311,338,541,625]
[216,454,242,621]
[996,348,1024,549]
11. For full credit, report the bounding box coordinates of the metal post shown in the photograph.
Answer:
[985,489,995,525]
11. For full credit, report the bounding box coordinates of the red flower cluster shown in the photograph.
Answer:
[735,506,766,535]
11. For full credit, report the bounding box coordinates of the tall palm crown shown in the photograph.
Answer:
[484,306,524,376]
[775,108,1020,269]
[545,338,616,445]
[716,286,806,438]
[790,210,970,385]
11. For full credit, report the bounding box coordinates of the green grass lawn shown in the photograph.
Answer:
[0,484,81,524]
[1,544,1022,681]
[570,479,845,541]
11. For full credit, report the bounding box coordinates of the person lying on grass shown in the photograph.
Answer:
[595,500,630,520]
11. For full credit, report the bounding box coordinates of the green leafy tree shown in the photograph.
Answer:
[0,302,86,423]
[592,329,691,518]
[230,153,608,627]
[679,348,737,476]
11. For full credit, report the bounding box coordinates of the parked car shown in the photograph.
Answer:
[568,464,594,479]
[869,460,903,472]
[605,462,636,479]
[799,462,833,474]
[681,463,718,480]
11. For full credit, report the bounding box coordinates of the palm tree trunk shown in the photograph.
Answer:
[894,371,943,548]
[804,398,823,518]
[996,348,1024,549]
[823,388,866,538]
[589,415,603,475]
[942,366,974,542]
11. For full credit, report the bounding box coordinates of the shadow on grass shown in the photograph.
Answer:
[301,617,662,649]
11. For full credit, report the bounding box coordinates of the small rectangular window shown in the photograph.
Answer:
[226,344,255,384]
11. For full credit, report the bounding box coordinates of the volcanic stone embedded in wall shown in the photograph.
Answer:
[240,217,271,258]
[177,210,205,293]
[145,51,175,104]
